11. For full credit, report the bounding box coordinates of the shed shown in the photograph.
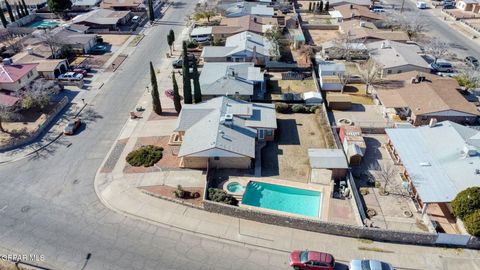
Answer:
[308,148,348,179]
[303,91,323,105]
[326,94,352,110]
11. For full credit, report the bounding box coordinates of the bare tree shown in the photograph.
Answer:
[264,25,283,61]
[298,44,315,64]
[422,37,450,63]
[37,30,60,59]
[337,72,351,93]
[331,31,366,60]
[455,67,480,91]
[20,79,61,110]
[0,30,24,54]
[0,105,20,133]
[359,59,381,93]
[386,11,428,39]
[369,162,398,194]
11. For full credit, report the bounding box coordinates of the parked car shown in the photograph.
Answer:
[172,54,196,68]
[191,35,211,43]
[89,44,108,54]
[132,15,140,22]
[349,259,394,270]
[465,56,479,68]
[58,72,83,81]
[370,6,385,12]
[443,3,455,8]
[289,250,335,270]
[64,118,81,135]
[73,68,88,76]
[430,61,454,73]
[417,1,428,9]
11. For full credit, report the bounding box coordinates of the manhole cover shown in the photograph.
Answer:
[21,206,30,213]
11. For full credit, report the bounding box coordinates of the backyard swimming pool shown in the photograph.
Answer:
[27,20,59,29]
[241,181,321,217]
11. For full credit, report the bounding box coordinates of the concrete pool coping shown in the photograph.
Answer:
[223,177,331,222]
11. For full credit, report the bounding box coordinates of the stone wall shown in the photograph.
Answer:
[203,200,480,249]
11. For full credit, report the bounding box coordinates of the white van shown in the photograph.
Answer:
[417,2,427,9]
[132,16,140,22]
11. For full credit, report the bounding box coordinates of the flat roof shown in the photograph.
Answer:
[308,148,349,169]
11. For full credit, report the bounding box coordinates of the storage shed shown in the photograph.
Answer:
[308,148,348,179]
[303,91,323,105]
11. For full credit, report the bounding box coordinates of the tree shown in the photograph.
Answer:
[264,25,282,61]
[182,41,193,104]
[312,2,316,11]
[0,105,20,133]
[148,0,154,22]
[298,44,315,64]
[5,0,15,22]
[318,0,324,13]
[192,58,202,104]
[451,187,480,219]
[47,0,72,14]
[331,31,364,60]
[386,11,427,39]
[359,59,381,93]
[325,1,329,11]
[0,9,8,28]
[454,68,480,91]
[20,79,61,110]
[167,29,174,55]
[21,0,29,15]
[38,29,61,59]
[149,61,162,114]
[16,3,24,18]
[308,2,312,11]
[423,37,449,64]
[369,163,397,194]
[464,209,480,237]
[337,72,351,93]
[192,9,217,22]
[172,72,182,113]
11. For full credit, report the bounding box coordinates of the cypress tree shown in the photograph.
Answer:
[182,41,192,104]
[319,0,324,13]
[0,9,8,27]
[325,1,330,12]
[308,2,312,11]
[150,62,162,114]
[312,2,316,12]
[172,71,182,113]
[6,0,15,22]
[15,4,23,19]
[21,0,29,15]
[192,58,202,104]
[148,0,154,22]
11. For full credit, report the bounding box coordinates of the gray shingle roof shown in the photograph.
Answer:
[308,148,349,169]
[72,8,130,25]
[367,40,430,70]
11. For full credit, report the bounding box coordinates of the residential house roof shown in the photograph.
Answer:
[24,0,47,5]
[191,27,213,36]
[199,62,263,96]
[375,71,479,116]
[53,28,97,46]
[175,96,276,158]
[308,148,349,169]
[13,44,54,63]
[211,15,279,35]
[319,61,346,74]
[322,41,367,50]
[0,63,37,83]
[340,20,410,42]
[366,40,430,70]
[100,0,143,9]
[250,4,274,16]
[72,0,101,7]
[0,93,20,107]
[386,121,480,203]
[327,0,372,7]
[201,31,273,58]
[334,4,385,20]
[219,1,274,17]
[35,59,67,72]
[72,8,130,25]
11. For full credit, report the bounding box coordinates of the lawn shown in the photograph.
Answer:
[268,79,317,94]
[343,84,374,105]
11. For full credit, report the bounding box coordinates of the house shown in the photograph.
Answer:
[0,61,38,92]
[318,61,345,91]
[321,41,369,60]
[386,121,480,233]
[199,62,265,100]
[339,20,410,43]
[72,8,132,31]
[72,0,101,9]
[218,1,274,17]
[100,0,145,11]
[52,28,98,54]
[35,60,69,79]
[0,92,20,107]
[23,0,47,9]
[201,31,273,65]
[210,15,281,40]
[327,0,372,7]
[456,0,480,14]
[366,40,430,76]
[374,72,479,126]
[308,148,349,179]
[338,125,365,166]
[334,4,385,22]
[303,91,323,105]
[173,96,277,169]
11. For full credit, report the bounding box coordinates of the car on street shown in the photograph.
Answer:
[64,118,81,135]
[430,61,454,73]
[370,6,385,12]
[172,54,196,68]
[349,259,394,270]
[58,72,84,81]
[443,3,455,8]
[89,44,108,54]
[289,250,335,270]
[465,56,479,68]
[417,1,428,9]
[73,68,88,76]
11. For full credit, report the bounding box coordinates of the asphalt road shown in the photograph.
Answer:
[0,2,289,270]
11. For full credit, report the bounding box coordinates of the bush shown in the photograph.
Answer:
[291,104,306,113]
[464,209,480,236]
[451,187,480,219]
[126,145,164,167]
[275,102,290,113]
[309,105,320,113]
[174,185,186,198]
[187,40,198,48]
[208,188,238,206]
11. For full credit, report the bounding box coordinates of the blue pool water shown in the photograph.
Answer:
[241,181,321,217]
[227,182,245,193]
[27,20,59,29]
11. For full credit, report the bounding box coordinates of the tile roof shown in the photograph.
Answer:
[0,93,20,107]
[0,63,37,83]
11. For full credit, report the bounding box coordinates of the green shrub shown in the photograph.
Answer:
[464,209,480,237]
[174,185,185,198]
[275,102,290,113]
[309,105,320,113]
[126,145,164,167]
[208,188,238,206]
[187,40,198,48]
[291,104,306,113]
[451,187,480,219]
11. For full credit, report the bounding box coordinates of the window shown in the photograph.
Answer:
[213,156,220,160]
[397,70,402,73]
[387,70,392,74]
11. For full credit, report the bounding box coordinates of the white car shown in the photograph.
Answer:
[350,259,394,270]
[417,1,427,8]
[58,72,83,81]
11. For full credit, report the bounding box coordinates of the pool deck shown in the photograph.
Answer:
[224,177,331,222]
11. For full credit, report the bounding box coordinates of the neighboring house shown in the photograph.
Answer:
[321,41,369,60]
[456,0,480,13]
[211,15,281,40]
[334,4,385,22]
[303,91,323,105]
[318,61,345,91]
[22,0,47,8]
[338,125,365,166]
[386,121,480,233]
[72,0,102,9]
[219,1,274,17]
[173,96,277,169]
[308,148,349,180]
[100,0,145,11]
[0,92,20,107]
[339,20,410,43]
[374,72,479,126]
[326,0,372,7]
[35,59,69,79]
[201,31,273,65]
[0,61,38,92]
[366,40,430,76]
[53,28,97,54]
[199,62,265,100]
[72,8,132,31]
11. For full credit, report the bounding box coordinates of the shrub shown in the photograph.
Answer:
[187,40,198,48]
[291,104,306,113]
[208,188,238,206]
[174,185,185,198]
[464,209,480,236]
[275,102,290,113]
[451,187,480,219]
[309,105,320,113]
[126,145,163,167]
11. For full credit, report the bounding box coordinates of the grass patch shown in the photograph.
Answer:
[129,34,145,47]
[357,238,374,244]
[126,145,163,167]
[358,246,394,253]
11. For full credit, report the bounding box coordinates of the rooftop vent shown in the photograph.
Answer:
[429,118,437,128]
[419,162,431,167]
[463,144,477,157]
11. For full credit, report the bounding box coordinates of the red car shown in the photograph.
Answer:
[73,68,88,76]
[289,250,335,270]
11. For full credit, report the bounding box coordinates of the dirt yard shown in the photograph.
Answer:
[262,112,335,182]
[343,84,374,105]
[268,73,317,94]
[100,34,131,45]
[308,29,340,46]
